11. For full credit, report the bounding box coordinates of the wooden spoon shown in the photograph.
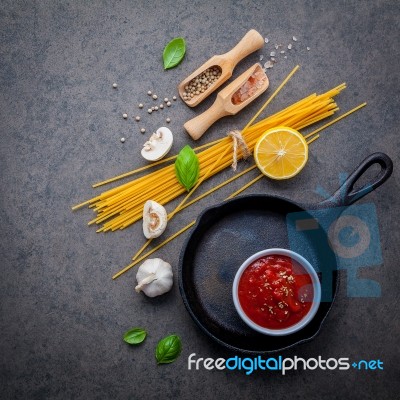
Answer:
[184,63,269,140]
[178,29,264,107]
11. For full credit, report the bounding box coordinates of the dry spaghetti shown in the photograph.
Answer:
[72,70,353,234]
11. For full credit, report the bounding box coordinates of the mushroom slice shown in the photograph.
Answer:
[141,127,173,162]
[142,200,167,239]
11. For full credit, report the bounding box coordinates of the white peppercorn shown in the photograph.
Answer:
[182,66,222,102]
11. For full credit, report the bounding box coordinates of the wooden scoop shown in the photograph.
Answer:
[178,29,264,107]
[184,63,269,140]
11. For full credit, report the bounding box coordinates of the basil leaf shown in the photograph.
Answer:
[174,145,200,191]
[123,327,147,345]
[155,334,182,364]
[163,38,186,70]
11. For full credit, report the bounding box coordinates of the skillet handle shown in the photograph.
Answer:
[319,152,393,207]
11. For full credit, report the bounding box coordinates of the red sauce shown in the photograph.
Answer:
[238,254,314,329]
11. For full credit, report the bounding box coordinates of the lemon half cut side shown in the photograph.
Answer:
[254,126,309,180]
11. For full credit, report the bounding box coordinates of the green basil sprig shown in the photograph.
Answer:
[175,145,200,191]
[123,327,147,345]
[163,38,186,70]
[155,334,182,364]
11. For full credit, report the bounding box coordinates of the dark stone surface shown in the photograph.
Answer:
[0,0,399,399]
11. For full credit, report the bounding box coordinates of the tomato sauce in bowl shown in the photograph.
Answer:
[233,249,321,335]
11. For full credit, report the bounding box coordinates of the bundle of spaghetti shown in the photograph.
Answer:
[74,83,346,232]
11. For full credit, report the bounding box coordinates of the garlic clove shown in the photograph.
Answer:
[135,258,173,297]
[141,127,173,162]
[142,200,167,239]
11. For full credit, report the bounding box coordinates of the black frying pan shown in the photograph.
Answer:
[179,153,393,354]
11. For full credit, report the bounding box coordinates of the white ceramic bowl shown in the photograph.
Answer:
[232,248,321,336]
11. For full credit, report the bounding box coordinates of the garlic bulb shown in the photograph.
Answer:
[141,127,173,161]
[142,200,167,239]
[135,258,173,297]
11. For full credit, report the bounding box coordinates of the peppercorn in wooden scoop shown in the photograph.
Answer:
[178,29,264,107]
[184,63,269,140]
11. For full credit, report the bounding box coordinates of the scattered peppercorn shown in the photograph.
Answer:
[120,137,125,143]
[122,113,128,119]
[112,83,118,88]
[135,116,140,121]
[166,101,171,107]
[140,128,146,133]
[152,94,158,100]
[166,118,171,123]
[147,91,152,95]
[139,103,143,108]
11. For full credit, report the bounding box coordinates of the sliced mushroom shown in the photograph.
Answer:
[141,127,173,162]
[142,200,167,239]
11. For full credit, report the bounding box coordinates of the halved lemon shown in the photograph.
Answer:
[254,126,308,180]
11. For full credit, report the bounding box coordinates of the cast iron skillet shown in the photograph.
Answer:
[179,153,393,354]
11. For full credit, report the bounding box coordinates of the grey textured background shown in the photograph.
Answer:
[1,0,399,399]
